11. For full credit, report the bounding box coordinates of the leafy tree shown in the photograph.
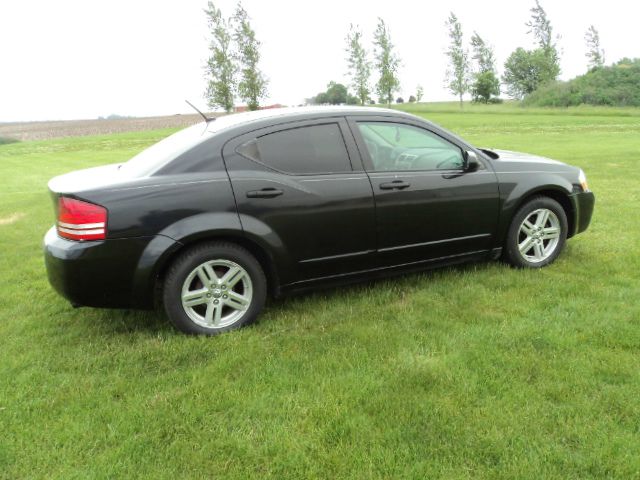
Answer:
[471,32,496,74]
[396,97,404,103]
[312,92,329,104]
[502,1,561,99]
[232,3,268,111]
[471,71,500,103]
[525,0,560,77]
[503,47,558,99]
[444,12,470,108]
[325,82,348,104]
[585,25,605,70]
[309,82,359,105]
[470,32,499,103]
[373,18,400,107]
[408,95,416,103]
[415,85,424,102]
[204,2,236,112]
[345,24,371,106]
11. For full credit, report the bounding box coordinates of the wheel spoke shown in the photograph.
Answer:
[202,300,224,326]
[521,219,535,235]
[533,242,544,260]
[196,263,218,286]
[222,266,245,287]
[204,301,215,324]
[536,209,550,227]
[542,227,560,239]
[225,291,250,311]
[212,303,223,326]
[182,288,208,307]
[519,236,534,254]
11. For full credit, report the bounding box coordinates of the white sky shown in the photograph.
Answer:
[1,0,638,122]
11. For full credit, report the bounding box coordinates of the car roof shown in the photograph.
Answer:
[205,106,414,135]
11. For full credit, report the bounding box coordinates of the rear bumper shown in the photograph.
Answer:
[43,227,178,309]
[570,191,595,236]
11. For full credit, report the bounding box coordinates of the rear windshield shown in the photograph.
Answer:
[118,123,211,177]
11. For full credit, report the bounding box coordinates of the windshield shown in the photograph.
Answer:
[118,122,211,177]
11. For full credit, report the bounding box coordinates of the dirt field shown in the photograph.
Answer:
[0,113,218,142]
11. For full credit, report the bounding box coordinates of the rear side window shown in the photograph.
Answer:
[237,124,351,174]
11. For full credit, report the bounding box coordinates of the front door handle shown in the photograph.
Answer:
[379,180,410,190]
[246,188,284,199]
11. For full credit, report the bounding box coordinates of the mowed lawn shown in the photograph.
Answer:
[1,104,639,479]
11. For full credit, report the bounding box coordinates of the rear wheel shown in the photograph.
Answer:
[163,242,266,335]
[503,196,568,268]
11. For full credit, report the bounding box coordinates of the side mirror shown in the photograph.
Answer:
[463,150,480,172]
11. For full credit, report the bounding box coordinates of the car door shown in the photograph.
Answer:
[348,116,500,266]
[223,118,376,284]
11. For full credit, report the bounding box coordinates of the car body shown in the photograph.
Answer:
[44,106,595,334]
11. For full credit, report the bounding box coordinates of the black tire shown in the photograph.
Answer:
[503,196,568,268]
[162,242,266,335]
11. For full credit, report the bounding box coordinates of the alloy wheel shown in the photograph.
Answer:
[181,259,253,329]
[517,208,561,263]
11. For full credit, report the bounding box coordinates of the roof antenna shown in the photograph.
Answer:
[185,100,214,122]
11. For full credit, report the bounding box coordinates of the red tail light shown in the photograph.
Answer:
[57,197,107,241]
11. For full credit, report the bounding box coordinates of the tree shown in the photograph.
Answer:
[585,25,605,70]
[502,47,558,99]
[232,3,267,111]
[325,82,348,104]
[471,71,500,103]
[444,12,470,108]
[309,81,358,105]
[471,32,496,74]
[525,0,560,77]
[415,85,424,102]
[204,2,236,112]
[345,24,371,106]
[396,97,404,103]
[408,95,416,103]
[373,18,400,107]
[502,1,561,99]
[470,32,499,103]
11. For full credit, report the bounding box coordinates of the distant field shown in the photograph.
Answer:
[1,103,639,478]
[0,113,209,142]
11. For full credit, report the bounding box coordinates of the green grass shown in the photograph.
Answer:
[1,104,639,479]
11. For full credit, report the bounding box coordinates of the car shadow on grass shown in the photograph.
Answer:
[69,259,502,337]
[262,259,500,315]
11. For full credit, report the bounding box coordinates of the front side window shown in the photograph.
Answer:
[357,122,464,171]
[237,123,351,174]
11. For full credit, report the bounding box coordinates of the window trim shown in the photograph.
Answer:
[233,120,356,176]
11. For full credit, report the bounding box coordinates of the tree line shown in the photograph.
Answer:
[443,0,606,105]
[204,0,608,110]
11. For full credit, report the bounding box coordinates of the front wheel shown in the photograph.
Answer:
[503,196,568,268]
[163,242,266,335]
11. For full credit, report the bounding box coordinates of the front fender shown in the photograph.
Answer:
[496,172,574,245]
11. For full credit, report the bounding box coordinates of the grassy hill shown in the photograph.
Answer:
[523,58,640,107]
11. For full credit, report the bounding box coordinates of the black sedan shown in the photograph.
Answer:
[44,107,595,334]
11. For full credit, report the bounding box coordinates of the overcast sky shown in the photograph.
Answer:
[1,0,638,122]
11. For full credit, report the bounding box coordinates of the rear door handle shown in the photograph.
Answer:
[379,180,410,190]
[246,188,284,199]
